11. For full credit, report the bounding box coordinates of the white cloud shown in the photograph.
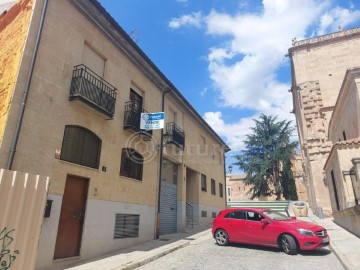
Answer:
[205,0,330,113]
[203,111,255,150]
[171,0,360,150]
[168,12,203,29]
[318,7,360,35]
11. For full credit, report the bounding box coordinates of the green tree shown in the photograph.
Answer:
[233,114,298,200]
[282,160,298,200]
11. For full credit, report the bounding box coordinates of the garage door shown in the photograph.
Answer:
[160,180,177,235]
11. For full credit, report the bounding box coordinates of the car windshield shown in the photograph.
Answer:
[262,210,290,221]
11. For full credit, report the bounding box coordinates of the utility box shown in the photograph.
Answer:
[293,202,308,217]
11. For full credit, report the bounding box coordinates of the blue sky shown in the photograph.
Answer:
[97,0,360,173]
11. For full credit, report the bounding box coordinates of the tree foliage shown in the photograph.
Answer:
[233,114,298,200]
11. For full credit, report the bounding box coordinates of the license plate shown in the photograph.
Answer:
[322,237,329,243]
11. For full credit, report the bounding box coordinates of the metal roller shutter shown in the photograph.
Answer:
[160,180,177,235]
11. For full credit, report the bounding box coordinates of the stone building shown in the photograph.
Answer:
[292,153,308,202]
[226,174,254,201]
[323,67,360,237]
[0,0,229,269]
[289,27,360,218]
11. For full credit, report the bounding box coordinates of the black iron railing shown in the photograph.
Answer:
[123,101,153,137]
[166,122,185,149]
[69,65,117,118]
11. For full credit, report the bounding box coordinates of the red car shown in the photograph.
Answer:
[212,207,329,255]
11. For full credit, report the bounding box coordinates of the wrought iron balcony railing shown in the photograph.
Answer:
[123,101,153,138]
[165,122,185,149]
[69,65,117,118]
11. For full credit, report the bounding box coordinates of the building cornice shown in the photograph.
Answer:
[323,137,360,170]
[289,27,360,52]
[70,0,230,151]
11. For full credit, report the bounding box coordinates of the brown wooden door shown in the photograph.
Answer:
[54,175,89,259]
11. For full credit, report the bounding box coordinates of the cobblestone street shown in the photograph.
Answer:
[138,233,344,270]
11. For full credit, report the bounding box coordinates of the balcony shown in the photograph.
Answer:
[165,122,185,149]
[123,101,153,138]
[69,65,117,119]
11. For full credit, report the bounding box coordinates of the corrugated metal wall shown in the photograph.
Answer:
[0,169,50,270]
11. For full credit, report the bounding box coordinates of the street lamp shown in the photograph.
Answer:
[228,165,233,174]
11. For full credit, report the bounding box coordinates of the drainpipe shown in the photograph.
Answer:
[7,0,49,170]
[223,152,227,207]
[155,88,171,239]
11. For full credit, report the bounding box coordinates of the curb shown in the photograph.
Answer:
[119,229,212,270]
[120,241,191,270]
[327,240,351,270]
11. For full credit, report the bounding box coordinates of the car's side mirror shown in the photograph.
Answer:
[261,219,270,224]
[290,216,297,220]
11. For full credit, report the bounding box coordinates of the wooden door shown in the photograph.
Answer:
[54,175,88,259]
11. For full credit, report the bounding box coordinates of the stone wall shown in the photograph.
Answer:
[333,205,360,238]
[0,0,34,147]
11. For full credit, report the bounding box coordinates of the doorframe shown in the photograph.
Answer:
[53,174,89,260]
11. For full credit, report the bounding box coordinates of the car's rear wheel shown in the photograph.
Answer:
[215,229,229,246]
[281,234,297,255]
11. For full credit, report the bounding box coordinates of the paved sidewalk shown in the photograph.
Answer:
[64,206,360,270]
[64,225,212,270]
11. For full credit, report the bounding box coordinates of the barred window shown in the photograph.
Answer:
[120,148,143,180]
[60,125,101,169]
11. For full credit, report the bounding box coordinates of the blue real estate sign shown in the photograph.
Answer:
[140,112,165,130]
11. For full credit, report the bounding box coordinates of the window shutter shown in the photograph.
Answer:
[114,214,140,238]
[61,126,101,169]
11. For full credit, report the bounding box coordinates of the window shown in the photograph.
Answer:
[83,43,105,77]
[114,214,139,238]
[60,125,101,169]
[120,148,143,180]
[211,179,216,195]
[246,211,263,221]
[343,131,347,141]
[219,183,223,198]
[169,108,177,124]
[331,170,340,211]
[201,211,207,217]
[200,135,206,154]
[225,211,246,219]
[130,89,143,113]
[212,212,217,218]
[201,174,207,192]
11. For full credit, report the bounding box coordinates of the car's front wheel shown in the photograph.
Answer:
[215,229,229,246]
[281,234,297,255]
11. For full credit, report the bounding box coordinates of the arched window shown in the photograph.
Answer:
[60,125,101,169]
[120,148,143,180]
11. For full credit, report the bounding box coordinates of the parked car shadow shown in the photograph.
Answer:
[215,242,332,256]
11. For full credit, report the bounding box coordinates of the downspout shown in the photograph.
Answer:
[223,152,227,207]
[7,0,49,169]
[155,88,171,238]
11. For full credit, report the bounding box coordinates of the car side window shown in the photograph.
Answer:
[224,211,246,220]
[246,211,263,222]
